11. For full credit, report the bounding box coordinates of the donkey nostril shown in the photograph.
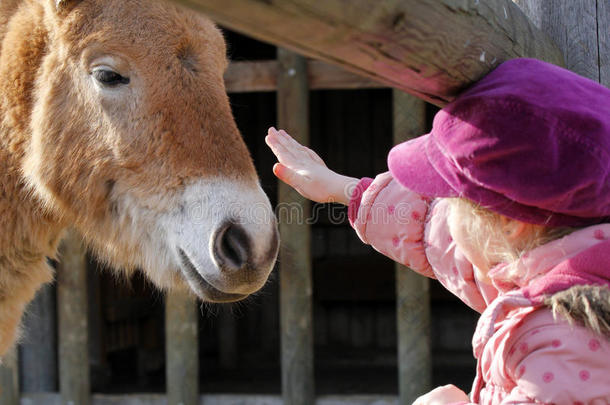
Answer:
[214,222,250,270]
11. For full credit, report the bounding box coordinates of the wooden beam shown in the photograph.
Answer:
[57,230,91,405]
[20,283,57,392]
[277,49,315,405]
[173,0,564,106]
[0,349,19,405]
[20,392,400,405]
[225,60,277,93]
[225,60,383,93]
[392,91,431,404]
[165,291,199,405]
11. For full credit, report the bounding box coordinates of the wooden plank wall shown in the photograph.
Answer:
[600,0,610,87]
[513,0,601,80]
[17,392,401,405]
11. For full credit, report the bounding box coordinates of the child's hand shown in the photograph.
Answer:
[265,127,358,204]
[413,384,470,405]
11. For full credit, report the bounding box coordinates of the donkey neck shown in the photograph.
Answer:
[0,2,64,269]
[0,1,48,154]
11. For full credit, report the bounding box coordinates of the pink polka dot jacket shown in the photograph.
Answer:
[348,172,610,404]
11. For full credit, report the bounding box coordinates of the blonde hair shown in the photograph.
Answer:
[447,198,610,338]
[447,198,572,270]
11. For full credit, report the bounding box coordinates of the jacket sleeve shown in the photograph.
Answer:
[501,311,610,404]
[348,172,499,312]
[348,172,435,278]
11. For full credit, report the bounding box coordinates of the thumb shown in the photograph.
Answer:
[273,163,300,187]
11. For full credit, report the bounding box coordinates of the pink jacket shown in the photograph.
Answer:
[349,172,610,405]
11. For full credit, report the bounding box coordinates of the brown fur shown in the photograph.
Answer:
[0,0,267,356]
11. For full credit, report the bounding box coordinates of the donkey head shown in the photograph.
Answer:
[24,0,279,302]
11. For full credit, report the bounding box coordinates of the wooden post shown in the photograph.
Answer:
[171,0,564,106]
[393,90,432,403]
[277,48,315,405]
[20,283,57,392]
[165,292,199,405]
[57,230,90,405]
[0,349,19,405]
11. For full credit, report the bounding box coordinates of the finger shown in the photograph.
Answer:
[273,163,302,189]
[265,128,283,145]
[277,130,324,163]
[264,134,283,157]
[271,129,323,170]
[266,133,298,163]
[278,129,308,151]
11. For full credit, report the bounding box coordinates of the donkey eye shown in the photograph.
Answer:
[92,69,130,86]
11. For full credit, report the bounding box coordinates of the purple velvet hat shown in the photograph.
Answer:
[388,58,610,227]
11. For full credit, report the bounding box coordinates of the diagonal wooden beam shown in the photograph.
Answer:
[171,0,564,106]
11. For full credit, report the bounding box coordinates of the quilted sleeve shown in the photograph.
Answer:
[348,172,434,278]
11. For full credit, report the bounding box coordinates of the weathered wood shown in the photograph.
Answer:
[277,49,315,405]
[0,349,19,405]
[598,0,610,86]
[88,269,108,390]
[165,292,199,405]
[225,60,383,93]
[225,61,277,93]
[174,0,564,106]
[20,283,57,392]
[392,90,431,404]
[57,230,90,405]
[20,392,400,405]
[513,0,598,80]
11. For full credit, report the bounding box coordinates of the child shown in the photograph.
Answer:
[265,58,610,404]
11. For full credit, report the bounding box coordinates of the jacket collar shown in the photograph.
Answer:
[487,223,610,294]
